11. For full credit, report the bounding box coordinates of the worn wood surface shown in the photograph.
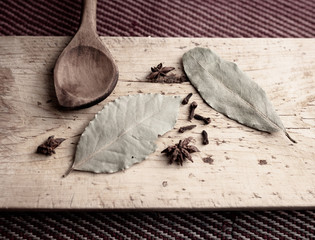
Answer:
[0,37,314,210]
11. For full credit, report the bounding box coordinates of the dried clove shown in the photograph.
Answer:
[178,124,196,133]
[258,159,267,165]
[161,137,200,165]
[189,101,198,120]
[203,156,214,164]
[201,130,209,145]
[36,135,65,156]
[194,114,211,125]
[182,93,193,105]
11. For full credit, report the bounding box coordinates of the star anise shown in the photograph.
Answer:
[36,135,65,156]
[146,63,175,80]
[161,137,200,165]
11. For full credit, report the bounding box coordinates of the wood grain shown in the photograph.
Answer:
[54,0,119,108]
[0,37,314,210]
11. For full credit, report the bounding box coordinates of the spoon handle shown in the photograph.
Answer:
[80,0,98,35]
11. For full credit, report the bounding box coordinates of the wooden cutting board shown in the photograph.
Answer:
[0,37,314,210]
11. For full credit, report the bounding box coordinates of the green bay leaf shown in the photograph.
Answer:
[66,94,181,175]
[183,47,295,142]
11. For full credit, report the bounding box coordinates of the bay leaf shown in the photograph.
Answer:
[182,47,295,143]
[65,94,181,175]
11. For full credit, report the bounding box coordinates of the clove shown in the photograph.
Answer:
[189,101,198,120]
[201,130,209,145]
[194,114,211,125]
[203,156,214,164]
[178,125,196,133]
[182,93,193,105]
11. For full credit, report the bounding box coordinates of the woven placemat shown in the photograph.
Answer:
[1,0,315,239]
[1,211,315,239]
[1,0,314,37]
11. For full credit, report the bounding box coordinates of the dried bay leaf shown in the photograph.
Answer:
[65,94,181,175]
[183,47,295,143]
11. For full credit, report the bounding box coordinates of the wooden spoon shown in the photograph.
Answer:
[54,0,118,109]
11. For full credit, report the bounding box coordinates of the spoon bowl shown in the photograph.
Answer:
[54,0,118,109]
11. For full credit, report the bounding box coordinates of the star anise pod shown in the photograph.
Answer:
[161,137,200,165]
[146,63,175,80]
[36,135,65,156]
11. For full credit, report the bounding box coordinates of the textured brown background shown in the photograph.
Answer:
[1,0,315,37]
[1,0,315,239]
